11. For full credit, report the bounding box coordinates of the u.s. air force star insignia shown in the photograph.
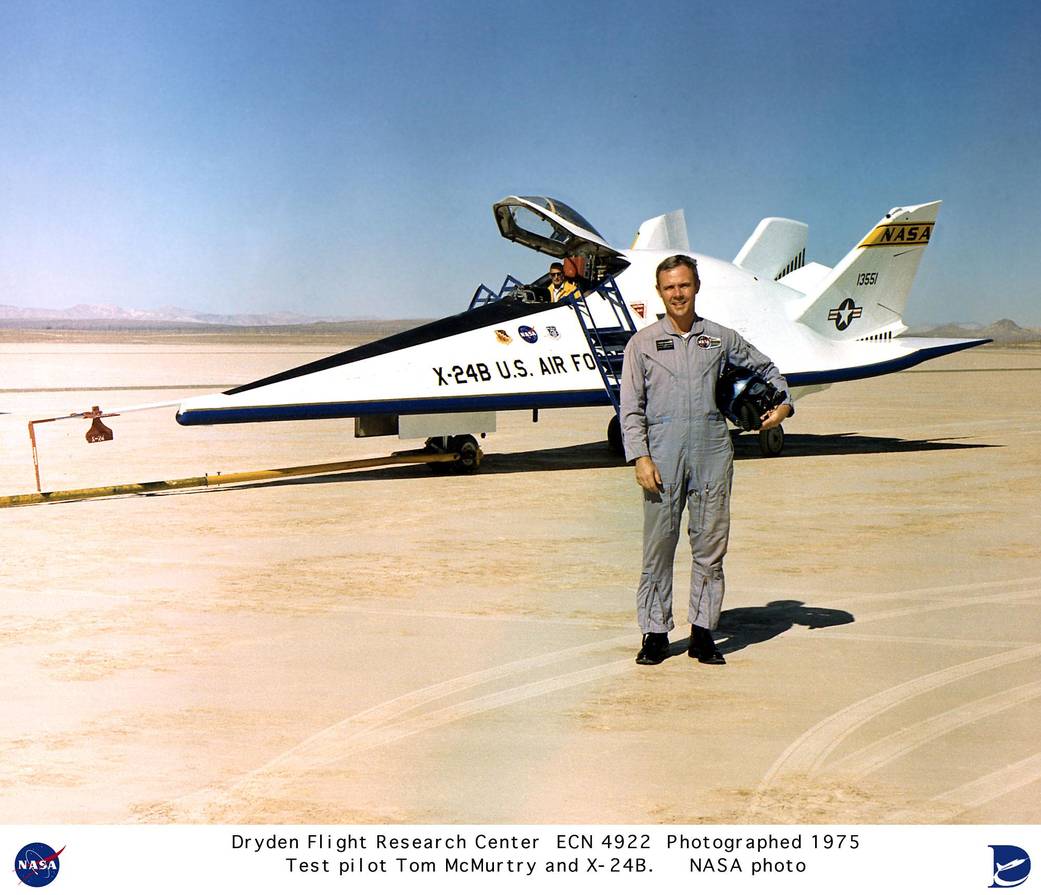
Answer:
[827,297,863,331]
[696,335,722,349]
[495,329,512,344]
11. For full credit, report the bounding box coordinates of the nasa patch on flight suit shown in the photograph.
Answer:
[696,334,722,349]
[655,339,674,351]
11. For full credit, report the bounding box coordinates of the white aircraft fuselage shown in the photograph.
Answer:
[175,196,986,453]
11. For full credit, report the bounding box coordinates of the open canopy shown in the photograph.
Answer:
[493,196,619,260]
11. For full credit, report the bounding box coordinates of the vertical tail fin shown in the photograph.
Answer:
[733,217,808,281]
[796,201,941,340]
[630,210,690,251]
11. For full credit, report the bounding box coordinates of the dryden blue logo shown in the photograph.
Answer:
[14,843,64,887]
[990,845,1030,888]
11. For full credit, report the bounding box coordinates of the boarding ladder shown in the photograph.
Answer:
[468,275,525,310]
[467,273,638,412]
[569,277,637,413]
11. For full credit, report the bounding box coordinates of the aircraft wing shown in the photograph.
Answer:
[782,336,990,387]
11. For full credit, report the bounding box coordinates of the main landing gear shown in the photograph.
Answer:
[425,434,482,474]
[757,424,784,457]
[731,424,785,457]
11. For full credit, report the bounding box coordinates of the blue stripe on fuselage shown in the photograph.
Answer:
[176,389,612,425]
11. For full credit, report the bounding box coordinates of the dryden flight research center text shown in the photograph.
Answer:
[231,829,865,882]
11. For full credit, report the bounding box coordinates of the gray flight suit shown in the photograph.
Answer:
[619,316,791,634]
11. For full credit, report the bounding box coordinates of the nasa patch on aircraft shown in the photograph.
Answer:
[696,335,722,349]
[545,325,561,339]
[495,329,512,345]
[518,325,538,344]
[655,339,675,351]
[630,303,646,318]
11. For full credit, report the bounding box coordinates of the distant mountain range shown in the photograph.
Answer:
[905,318,1041,343]
[0,303,352,326]
[1,303,1038,342]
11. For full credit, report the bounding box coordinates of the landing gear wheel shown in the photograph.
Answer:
[448,434,481,474]
[425,435,481,474]
[607,414,624,456]
[424,436,451,473]
[758,424,784,457]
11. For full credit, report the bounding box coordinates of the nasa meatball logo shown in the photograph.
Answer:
[696,334,722,349]
[494,329,512,345]
[14,843,64,888]
[518,325,538,344]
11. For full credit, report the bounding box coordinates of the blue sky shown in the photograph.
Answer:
[2,0,1039,324]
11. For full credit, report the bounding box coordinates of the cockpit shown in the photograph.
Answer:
[488,195,629,303]
[505,196,606,243]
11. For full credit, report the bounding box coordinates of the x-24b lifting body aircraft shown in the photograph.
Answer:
[175,196,989,467]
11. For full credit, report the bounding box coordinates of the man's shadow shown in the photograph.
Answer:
[677,600,854,656]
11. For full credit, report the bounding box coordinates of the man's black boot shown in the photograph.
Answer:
[688,625,725,665]
[635,632,670,665]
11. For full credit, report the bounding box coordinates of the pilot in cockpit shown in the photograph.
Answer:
[548,261,581,302]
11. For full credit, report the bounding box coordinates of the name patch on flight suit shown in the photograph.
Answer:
[655,339,674,351]
[696,335,722,349]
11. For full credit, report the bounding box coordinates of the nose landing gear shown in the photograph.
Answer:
[425,434,482,473]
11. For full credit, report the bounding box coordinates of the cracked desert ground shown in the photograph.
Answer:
[1,335,1039,824]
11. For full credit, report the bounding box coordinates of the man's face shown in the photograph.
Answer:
[549,267,564,285]
[656,265,699,324]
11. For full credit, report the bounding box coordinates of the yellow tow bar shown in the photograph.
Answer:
[0,448,479,509]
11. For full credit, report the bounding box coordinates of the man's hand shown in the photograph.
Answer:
[759,403,792,430]
[634,456,663,493]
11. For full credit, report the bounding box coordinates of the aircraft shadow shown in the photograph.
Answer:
[212,440,626,491]
[732,431,994,458]
[672,600,855,658]
[127,431,995,501]
[231,431,992,491]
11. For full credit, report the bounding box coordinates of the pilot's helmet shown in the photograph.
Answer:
[715,363,785,431]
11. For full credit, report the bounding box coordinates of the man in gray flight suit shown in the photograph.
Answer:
[619,255,793,666]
